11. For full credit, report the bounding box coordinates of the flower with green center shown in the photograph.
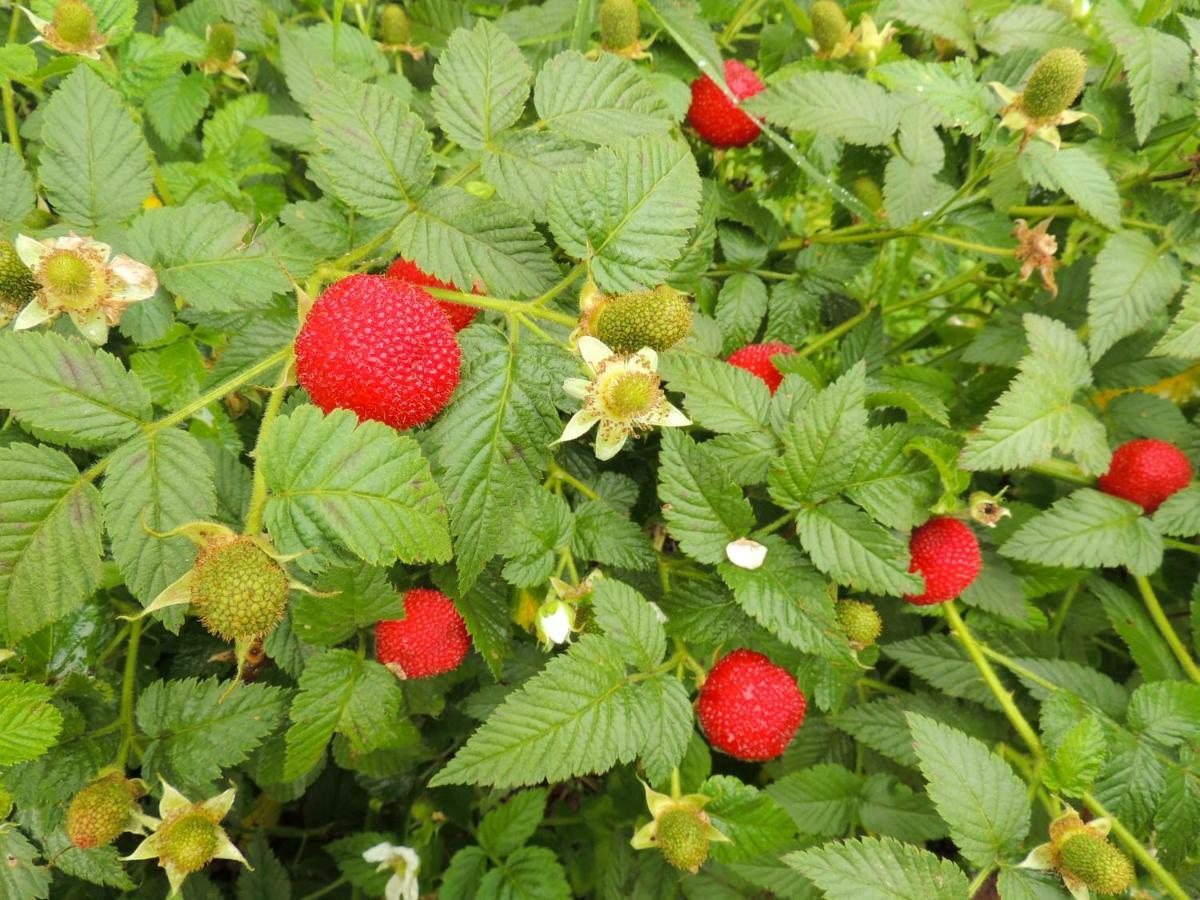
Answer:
[1019,811,1135,900]
[631,781,729,874]
[21,0,108,58]
[363,841,420,900]
[991,49,1091,150]
[557,336,689,461]
[12,233,156,344]
[123,781,249,897]
[199,23,248,81]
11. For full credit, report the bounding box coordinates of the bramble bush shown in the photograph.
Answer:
[1,0,1200,897]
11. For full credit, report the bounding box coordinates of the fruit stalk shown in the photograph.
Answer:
[244,355,294,535]
[423,285,577,327]
[1133,574,1200,684]
[115,616,143,768]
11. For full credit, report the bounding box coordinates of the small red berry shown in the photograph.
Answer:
[726,342,796,393]
[375,588,471,679]
[385,257,481,332]
[295,274,460,430]
[905,517,981,605]
[697,649,806,761]
[687,60,765,148]
[1097,438,1193,513]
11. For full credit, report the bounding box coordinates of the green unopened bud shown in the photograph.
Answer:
[1057,829,1134,896]
[52,0,98,49]
[380,3,411,46]
[206,23,237,62]
[593,285,693,354]
[599,0,640,53]
[811,1,850,53]
[1020,48,1086,119]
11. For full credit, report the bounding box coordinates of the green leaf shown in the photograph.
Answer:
[433,20,531,150]
[768,763,862,836]
[1098,3,1192,144]
[102,430,216,605]
[38,66,153,227]
[1001,489,1163,576]
[570,498,655,572]
[0,681,63,766]
[785,835,971,900]
[714,273,768,353]
[657,351,772,434]
[144,71,210,148]
[279,23,388,108]
[906,713,1030,867]
[702,775,796,863]
[748,72,902,146]
[0,444,104,642]
[631,674,693,786]
[137,678,288,787]
[1127,681,1200,748]
[1090,576,1183,682]
[0,143,35,229]
[1153,283,1200,359]
[894,0,975,56]
[482,130,589,221]
[976,6,1086,54]
[657,429,755,565]
[592,578,666,670]
[842,425,939,532]
[1044,715,1107,796]
[478,846,571,900]
[431,635,640,787]
[548,135,701,292]
[1019,143,1121,232]
[0,331,151,448]
[262,405,452,569]
[642,0,724,77]
[237,831,292,900]
[431,564,513,679]
[874,59,991,136]
[441,847,490,900]
[478,788,548,857]
[1153,484,1200,537]
[1088,230,1182,362]
[794,501,920,596]
[882,635,998,709]
[293,563,405,647]
[884,110,949,228]
[534,50,674,144]
[0,830,51,900]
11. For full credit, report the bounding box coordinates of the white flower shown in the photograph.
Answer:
[12,233,156,344]
[725,538,767,570]
[363,842,420,900]
[535,600,575,648]
[21,0,108,59]
[557,336,690,461]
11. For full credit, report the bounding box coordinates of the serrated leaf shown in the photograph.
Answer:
[885,110,949,227]
[570,498,655,572]
[1154,484,1200,537]
[482,130,589,221]
[1090,576,1183,682]
[842,425,939,532]
[657,351,772,434]
[278,23,388,108]
[144,71,209,147]
[262,405,452,569]
[1127,681,1200,748]
[794,501,920,596]
[1019,143,1121,232]
[882,636,999,709]
[0,830,51,899]
[748,72,902,146]
[785,835,971,900]
[592,578,666,670]
[714,272,768,353]
[1153,283,1200,359]
[433,19,531,149]
[1098,3,1191,144]
[874,59,991,136]
[1088,230,1181,362]
[703,775,796,862]
[478,846,571,899]
[0,143,35,229]
[0,681,63,765]
[535,51,674,144]
[1044,716,1107,796]
[431,564,512,679]
[293,563,405,647]
[478,788,548,857]
[976,6,1086,54]
[631,674,692,785]
[895,0,975,55]
[768,764,862,836]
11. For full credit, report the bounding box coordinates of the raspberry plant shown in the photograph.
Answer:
[0,0,1199,898]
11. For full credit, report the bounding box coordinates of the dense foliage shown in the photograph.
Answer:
[1,0,1200,897]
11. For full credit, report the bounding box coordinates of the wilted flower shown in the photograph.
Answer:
[12,233,156,344]
[1013,218,1060,298]
[362,842,420,900]
[725,538,768,570]
[22,0,108,59]
[557,336,690,461]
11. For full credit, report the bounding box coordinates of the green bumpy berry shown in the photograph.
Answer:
[66,774,139,849]
[1057,829,1134,896]
[594,285,692,354]
[1020,48,1087,119]
[0,241,37,320]
[811,1,850,53]
[160,812,220,874]
[191,538,289,641]
[380,3,411,45]
[599,0,640,52]
[52,0,98,48]
[656,807,711,873]
[206,22,237,61]
[836,599,882,650]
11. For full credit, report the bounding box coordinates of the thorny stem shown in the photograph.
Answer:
[244,355,295,535]
[114,617,143,769]
[1133,574,1200,685]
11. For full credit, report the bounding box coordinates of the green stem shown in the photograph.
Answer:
[1133,574,1200,684]
[548,461,600,500]
[532,262,585,308]
[1082,792,1190,900]
[299,875,350,900]
[967,864,996,896]
[114,617,143,769]
[2,79,20,159]
[243,355,294,535]
[424,286,577,327]
[797,305,874,358]
[885,264,986,314]
[782,229,1014,256]
[149,346,293,436]
[1164,537,1200,556]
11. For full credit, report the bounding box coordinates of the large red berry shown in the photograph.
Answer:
[726,342,796,393]
[1097,439,1193,513]
[375,589,471,679]
[295,274,460,430]
[687,60,765,148]
[385,257,481,332]
[905,517,981,605]
[697,649,806,761]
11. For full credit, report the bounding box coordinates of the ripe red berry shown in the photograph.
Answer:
[375,588,471,679]
[1097,438,1193,513]
[726,342,796,393]
[905,517,981,605]
[295,274,461,430]
[385,257,481,332]
[687,60,765,148]
[697,649,806,761]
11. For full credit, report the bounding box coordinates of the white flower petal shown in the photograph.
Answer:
[1017,842,1056,871]
[725,538,768,570]
[538,603,573,645]
[658,403,691,428]
[108,253,158,300]
[362,842,399,864]
[563,377,591,400]
[69,308,110,344]
[158,781,192,818]
[594,428,627,461]
[213,831,249,866]
[200,787,237,820]
[557,408,600,443]
[385,875,403,900]
[578,335,614,370]
[14,233,47,267]
[631,346,658,372]
[12,301,51,331]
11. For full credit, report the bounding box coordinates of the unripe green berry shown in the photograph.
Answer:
[811,1,850,53]
[191,538,289,641]
[852,176,883,212]
[380,3,411,45]
[0,241,37,318]
[656,807,710,873]
[836,599,882,650]
[206,23,237,62]
[51,0,98,48]
[1057,829,1134,896]
[594,285,693,354]
[1020,48,1087,119]
[599,0,640,53]
[66,774,140,849]
[160,812,220,874]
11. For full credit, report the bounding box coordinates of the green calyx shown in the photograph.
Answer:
[52,0,98,47]
[191,537,289,641]
[1057,829,1134,895]
[594,285,692,354]
[66,774,140,850]
[811,0,850,53]
[0,241,37,314]
[1020,48,1086,120]
[656,807,711,873]
[599,0,640,52]
[836,599,882,650]
[160,812,220,874]
[380,3,411,45]
[206,23,237,62]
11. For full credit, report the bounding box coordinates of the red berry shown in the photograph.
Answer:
[905,517,981,605]
[295,274,460,430]
[385,257,481,332]
[375,588,471,679]
[687,60,765,148]
[726,342,796,393]
[697,649,806,761]
[1097,439,1193,513]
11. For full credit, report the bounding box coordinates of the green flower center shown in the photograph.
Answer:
[602,371,659,418]
[43,251,98,308]
[52,0,97,47]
